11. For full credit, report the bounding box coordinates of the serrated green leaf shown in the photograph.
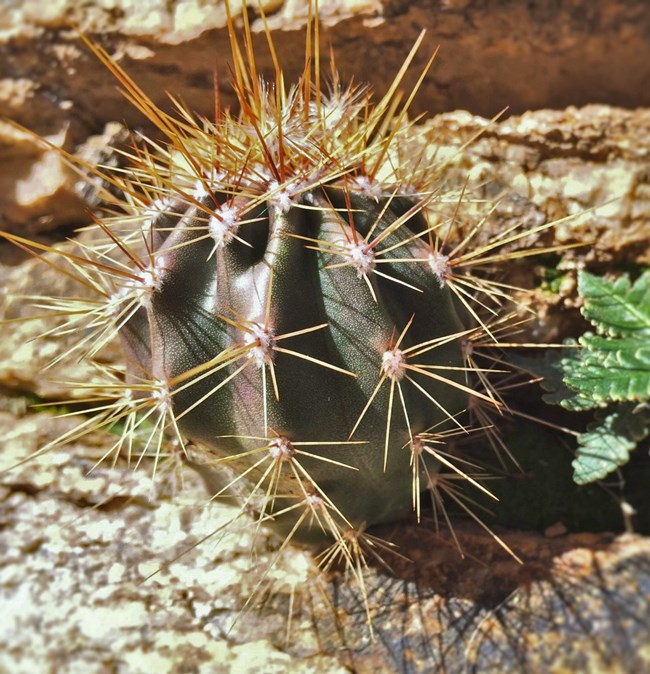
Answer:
[572,404,650,484]
[511,349,597,410]
[563,334,650,404]
[578,270,650,338]
[533,269,650,486]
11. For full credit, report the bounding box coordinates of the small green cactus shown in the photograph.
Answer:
[130,178,474,541]
[1,12,571,570]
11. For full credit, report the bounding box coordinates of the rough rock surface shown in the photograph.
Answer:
[2,0,650,243]
[2,0,650,125]
[1,1,650,673]
[2,401,650,674]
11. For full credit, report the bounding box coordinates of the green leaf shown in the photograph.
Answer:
[572,404,650,484]
[510,349,596,410]
[527,269,650,483]
[563,333,650,404]
[531,269,650,483]
[578,270,650,338]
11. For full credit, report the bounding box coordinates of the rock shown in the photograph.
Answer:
[0,120,85,233]
[0,119,131,238]
[2,0,650,125]
[2,0,650,235]
[417,106,650,265]
[1,400,649,673]
[0,245,124,399]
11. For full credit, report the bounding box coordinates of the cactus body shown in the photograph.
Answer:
[121,181,468,541]
[1,25,535,552]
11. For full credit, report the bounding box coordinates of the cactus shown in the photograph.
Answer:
[124,174,476,540]
[88,27,483,546]
[1,11,575,574]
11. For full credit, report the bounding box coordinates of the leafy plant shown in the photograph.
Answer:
[541,270,650,484]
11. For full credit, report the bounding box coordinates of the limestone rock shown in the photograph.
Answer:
[1,400,649,673]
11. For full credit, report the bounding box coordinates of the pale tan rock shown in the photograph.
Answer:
[416,106,650,264]
[2,0,650,134]
[0,404,348,673]
[1,401,649,673]
[0,120,86,232]
[0,249,124,398]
